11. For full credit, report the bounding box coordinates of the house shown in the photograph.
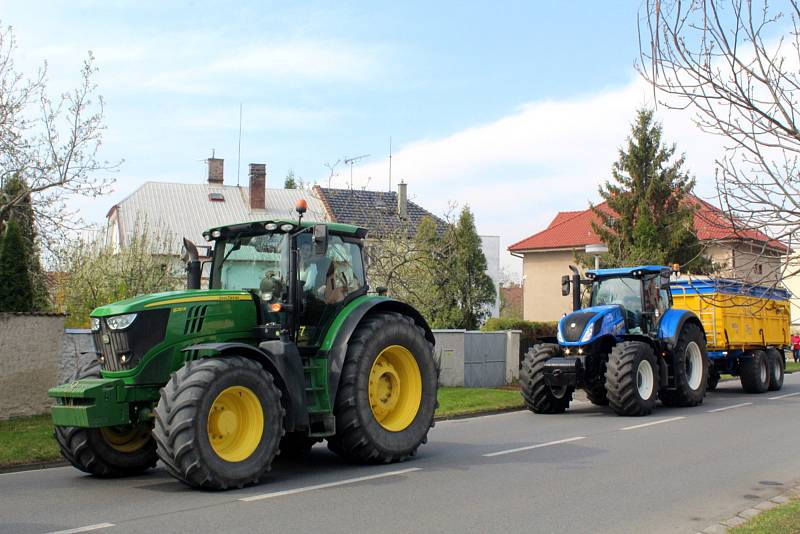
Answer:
[105,158,328,258]
[508,195,789,322]
[313,184,501,317]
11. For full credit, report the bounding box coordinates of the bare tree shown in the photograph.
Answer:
[0,24,118,254]
[639,0,800,284]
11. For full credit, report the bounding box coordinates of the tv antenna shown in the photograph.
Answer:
[344,154,370,188]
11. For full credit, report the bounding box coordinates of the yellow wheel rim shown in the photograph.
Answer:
[207,385,264,462]
[100,426,151,453]
[368,345,422,432]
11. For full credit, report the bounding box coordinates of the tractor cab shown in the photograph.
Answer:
[584,266,672,336]
[198,208,369,349]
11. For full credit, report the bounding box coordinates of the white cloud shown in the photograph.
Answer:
[351,74,727,278]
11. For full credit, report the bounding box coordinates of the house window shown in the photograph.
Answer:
[208,193,225,202]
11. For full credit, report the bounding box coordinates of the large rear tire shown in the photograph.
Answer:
[740,350,771,393]
[659,323,708,407]
[605,341,658,416]
[153,357,284,490]
[53,360,157,478]
[327,312,437,464]
[766,348,785,392]
[520,344,573,414]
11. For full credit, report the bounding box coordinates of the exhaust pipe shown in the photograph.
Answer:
[569,265,581,311]
[182,238,201,290]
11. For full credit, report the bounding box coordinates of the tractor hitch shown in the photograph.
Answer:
[543,357,584,388]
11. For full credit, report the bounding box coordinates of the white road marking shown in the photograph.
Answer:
[45,523,114,534]
[620,416,685,431]
[239,467,422,502]
[707,402,753,413]
[482,436,587,457]
[769,392,800,400]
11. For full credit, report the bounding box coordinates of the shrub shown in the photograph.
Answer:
[481,318,558,361]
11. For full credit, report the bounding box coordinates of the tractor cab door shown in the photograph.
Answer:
[641,274,670,335]
[295,233,367,348]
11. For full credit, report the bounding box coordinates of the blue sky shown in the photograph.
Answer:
[5,1,725,276]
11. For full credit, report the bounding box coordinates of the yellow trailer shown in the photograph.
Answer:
[670,277,790,392]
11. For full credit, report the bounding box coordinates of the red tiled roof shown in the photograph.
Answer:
[508,195,788,253]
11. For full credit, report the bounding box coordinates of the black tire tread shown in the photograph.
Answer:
[766,349,784,392]
[520,344,572,414]
[659,323,708,407]
[326,312,436,464]
[605,341,657,416]
[153,356,284,490]
[740,350,770,394]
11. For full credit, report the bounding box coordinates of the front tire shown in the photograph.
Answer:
[766,349,785,392]
[740,350,771,393]
[327,312,437,463]
[520,344,573,414]
[605,341,658,416]
[153,357,284,490]
[584,381,609,406]
[659,323,708,407]
[54,360,157,478]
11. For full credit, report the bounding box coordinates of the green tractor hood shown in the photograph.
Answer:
[90,289,254,317]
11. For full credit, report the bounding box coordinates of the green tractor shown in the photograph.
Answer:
[49,201,438,490]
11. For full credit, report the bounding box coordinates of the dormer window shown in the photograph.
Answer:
[208,193,225,202]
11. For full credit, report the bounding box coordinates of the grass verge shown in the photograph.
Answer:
[436,386,523,418]
[730,496,800,534]
[786,361,800,373]
[0,415,60,468]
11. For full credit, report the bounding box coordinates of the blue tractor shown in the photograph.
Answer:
[521,265,708,416]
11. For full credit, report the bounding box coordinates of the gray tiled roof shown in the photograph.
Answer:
[315,186,447,237]
[111,182,328,253]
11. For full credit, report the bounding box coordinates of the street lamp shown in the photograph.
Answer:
[585,244,609,270]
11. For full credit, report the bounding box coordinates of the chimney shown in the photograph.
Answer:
[208,157,224,184]
[397,181,408,220]
[249,163,266,210]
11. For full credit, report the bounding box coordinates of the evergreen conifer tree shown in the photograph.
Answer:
[0,218,35,312]
[589,109,711,272]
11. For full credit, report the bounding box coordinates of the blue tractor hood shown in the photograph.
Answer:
[558,304,627,346]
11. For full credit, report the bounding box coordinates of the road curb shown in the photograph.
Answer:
[697,482,800,533]
[434,406,526,422]
[0,459,68,474]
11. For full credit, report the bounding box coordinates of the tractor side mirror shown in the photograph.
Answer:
[660,274,671,289]
[313,224,328,256]
[561,275,571,296]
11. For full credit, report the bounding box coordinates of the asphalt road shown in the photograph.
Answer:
[3,375,800,534]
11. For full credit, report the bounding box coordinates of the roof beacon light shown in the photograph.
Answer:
[270,303,283,313]
[295,199,308,215]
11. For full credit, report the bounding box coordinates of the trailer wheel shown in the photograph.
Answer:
[327,312,437,463]
[605,341,657,416]
[53,360,157,478]
[520,344,573,414]
[153,356,284,490]
[740,350,771,393]
[766,349,785,392]
[659,323,708,407]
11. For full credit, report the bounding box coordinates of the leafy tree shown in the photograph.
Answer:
[284,170,298,189]
[56,222,182,327]
[586,109,712,273]
[0,218,34,312]
[422,207,495,330]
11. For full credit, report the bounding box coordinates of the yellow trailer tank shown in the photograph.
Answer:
[670,277,790,351]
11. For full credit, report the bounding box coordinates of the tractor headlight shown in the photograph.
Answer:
[280,223,295,232]
[106,313,138,330]
[90,317,101,331]
[264,222,278,231]
[580,321,596,343]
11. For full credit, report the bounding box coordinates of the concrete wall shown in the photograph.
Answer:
[0,313,65,420]
[433,329,520,387]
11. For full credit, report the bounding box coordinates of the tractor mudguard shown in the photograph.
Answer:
[322,297,435,404]
[658,309,705,352]
[182,342,309,432]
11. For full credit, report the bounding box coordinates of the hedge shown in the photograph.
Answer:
[481,318,558,360]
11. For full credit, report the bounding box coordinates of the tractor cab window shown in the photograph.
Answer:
[591,277,643,333]
[298,236,365,346]
[211,233,290,296]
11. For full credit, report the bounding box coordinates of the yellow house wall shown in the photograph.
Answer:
[521,249,578,322]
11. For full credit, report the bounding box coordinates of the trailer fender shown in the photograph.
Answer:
[323,297,435,404]
[182,342,308,432]
[658,309,706,352]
